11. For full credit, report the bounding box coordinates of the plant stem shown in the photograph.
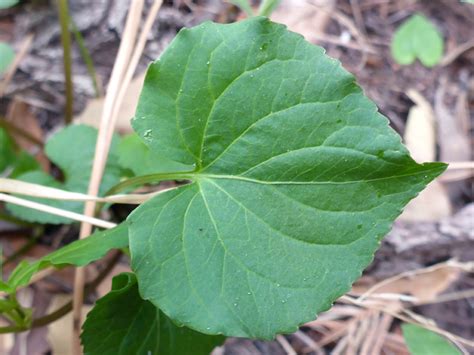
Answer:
[0,324,25,334]
[56,0,74,124]
[105,171,193,196]
[258,0,281,16]
[0,250,122,333]
[69,17,102,97]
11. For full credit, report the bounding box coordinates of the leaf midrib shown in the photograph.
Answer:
[165,164,444,186]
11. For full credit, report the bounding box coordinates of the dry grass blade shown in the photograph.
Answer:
[0,193,116,229]
[106,0,164,148]
[446,161,474,170]
[359,311,381,355]
[0,34,34,97]
[71,0,145,352]
[358,260,473,301]
[340,295,474,349]
[317,312,366,347]
[276,335,297,355]
[0,178,169,204]
[441,39,474,66]
[294,330,324,355]
[350,315,371,353]
[370,312,393,354]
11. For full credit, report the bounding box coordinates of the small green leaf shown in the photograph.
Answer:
[258,0,282,16]
[7,223,128,290]
[391,14,444,67]
[129,17,446,338]
[0,42,15,73]
[81,272,224,355]
[6,124,123,224]
[402,324,461,355]
[0,0,19,9]
[118,133,193,176]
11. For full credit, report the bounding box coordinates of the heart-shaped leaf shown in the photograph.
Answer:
[391,14,444,67]
[128,17,446,338]
[7,124,123,224]
[402,324,461,355]
[0,42,15,73]
[118,133,192,176]
[6,223,129,291]
[81,273,224,355]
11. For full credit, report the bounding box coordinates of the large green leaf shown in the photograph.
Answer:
[391,14,444,67]
[6,124,123,224]
[118,133,192,176]
[402,324,461,355]
[81,273,224,355]
[128,17,446,338]
[6,223,128,291]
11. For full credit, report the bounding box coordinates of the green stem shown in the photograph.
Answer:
[0,324,25,334]
[0,250,123,333]
[105,171,193,197]
[69,17,102,97]
[56,0,74,124]
[258,0,281,16]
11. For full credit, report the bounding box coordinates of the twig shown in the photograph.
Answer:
[358,260,473,301]
[0,177,170,204]
[440,39,474,66]
[294,330,324,355]
[69,17,103,97]
[446,161,474,170]
[56,0,74,124]
[340,295,474,349]
[370,312,393,354]
[0,193,116,229]
[307,0,375,67]
[71,0,145,352]
[107,0,164,151]
[413,289,474,306]
[359,311,381,355]
[276,335,297,355]
[349,0,367,37]
[0,34,34,97]
[312,33,377,54]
